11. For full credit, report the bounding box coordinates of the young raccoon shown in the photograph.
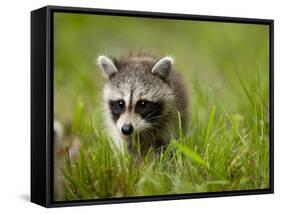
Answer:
[97,53,188,154]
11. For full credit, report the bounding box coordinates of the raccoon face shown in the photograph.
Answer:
[98,55,174,137]
[108,98,163,136]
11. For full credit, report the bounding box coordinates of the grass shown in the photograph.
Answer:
[53,13,270,201]
[58,67,269,201]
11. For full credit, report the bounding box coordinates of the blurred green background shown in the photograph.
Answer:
[54,13,269,125]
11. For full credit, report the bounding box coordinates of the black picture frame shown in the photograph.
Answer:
[31,5,274,208]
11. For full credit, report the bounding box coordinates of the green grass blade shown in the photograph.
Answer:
[208,87,248,147]
[204,106,216,145]
[177,143,209,169]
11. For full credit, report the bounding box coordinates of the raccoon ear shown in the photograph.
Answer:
[151,56,174,80]
[97,55,118,78]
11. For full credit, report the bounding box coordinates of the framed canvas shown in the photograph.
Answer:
[31,5,274,207]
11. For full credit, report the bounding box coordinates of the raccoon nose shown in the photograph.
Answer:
[121,124,134,135]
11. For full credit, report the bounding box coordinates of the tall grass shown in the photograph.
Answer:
[59,67,269,201]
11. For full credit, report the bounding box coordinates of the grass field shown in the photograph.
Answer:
[53,13,270,201]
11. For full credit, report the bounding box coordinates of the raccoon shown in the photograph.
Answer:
[97,53,188,154]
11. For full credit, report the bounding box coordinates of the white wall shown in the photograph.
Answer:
[0,0,279,212]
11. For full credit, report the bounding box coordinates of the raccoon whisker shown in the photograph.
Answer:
[142,110,164,121]
[136,114,162,129]
[144,116,164,123]
[148,115,163,120]
[144,114,163,120]
[146,117,165,124]
[135,119,147,130]
[145,110,179,123]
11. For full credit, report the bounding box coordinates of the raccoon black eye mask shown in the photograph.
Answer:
[135,100,163,123]
[109,100,125,122]
[109,99,163,123]
[97,53,188,153]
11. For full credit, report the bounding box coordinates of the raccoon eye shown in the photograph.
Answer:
[138,100,147,108]
[109,100,125,122]
[117,100,125,108]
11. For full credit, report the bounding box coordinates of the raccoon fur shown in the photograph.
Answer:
[97,53,188,154]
